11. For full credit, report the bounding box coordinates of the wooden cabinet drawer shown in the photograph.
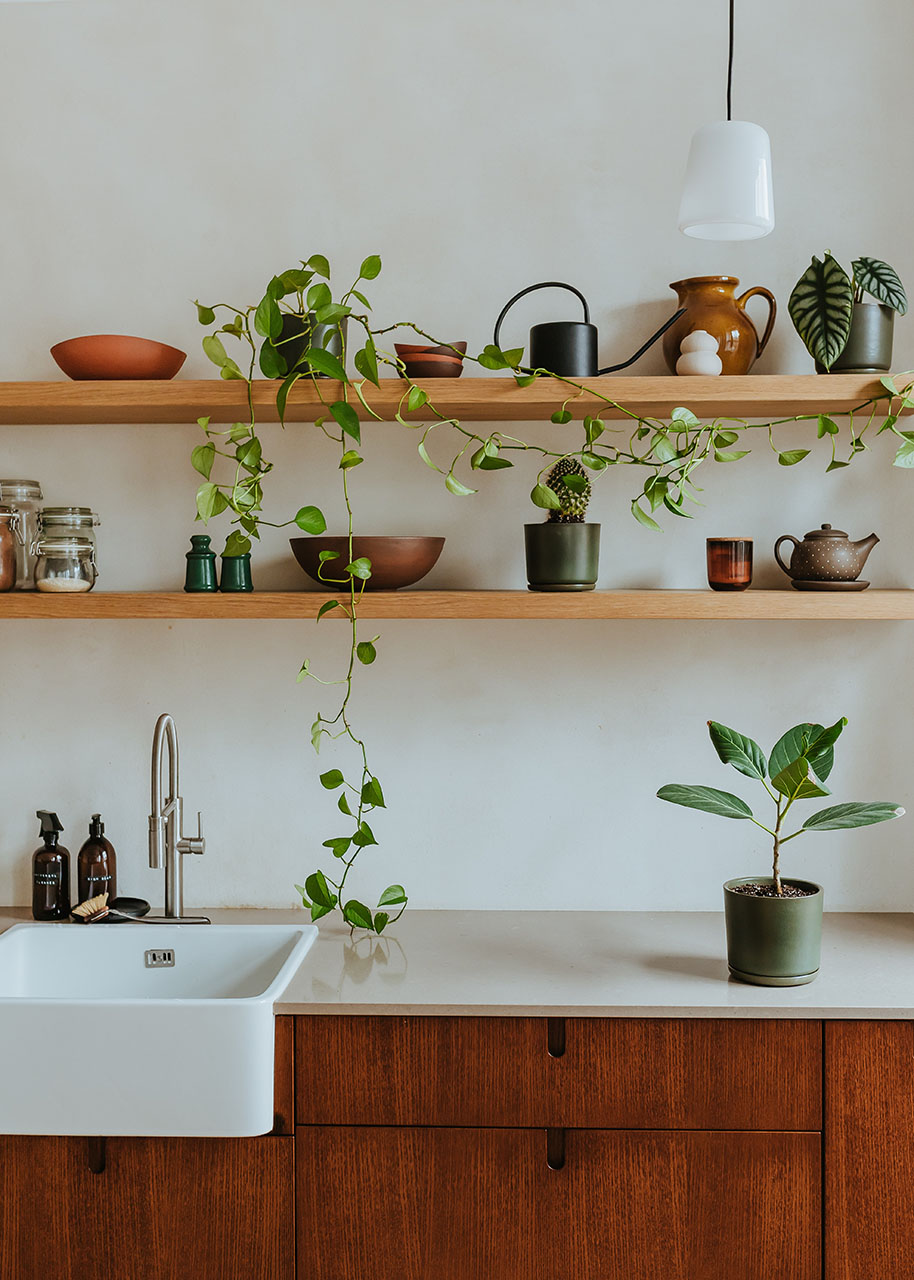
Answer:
[296,1125,820,1280]
[295,1016,821,1129]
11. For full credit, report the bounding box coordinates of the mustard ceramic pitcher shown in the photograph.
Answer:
[662,276,777,375]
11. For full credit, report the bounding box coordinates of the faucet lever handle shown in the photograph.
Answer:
[178,812,206,857]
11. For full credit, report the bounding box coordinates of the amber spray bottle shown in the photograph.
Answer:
[32,811,70,921]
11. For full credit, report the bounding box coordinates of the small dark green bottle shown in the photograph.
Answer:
[184,535,218,592]
[220,552,253,592]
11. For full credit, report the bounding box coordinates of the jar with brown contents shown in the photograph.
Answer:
[0,506,21,592]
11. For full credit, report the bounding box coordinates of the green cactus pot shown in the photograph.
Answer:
[524,523,600,592]
[723,877,823,986]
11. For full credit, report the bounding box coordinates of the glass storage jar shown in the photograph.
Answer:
[0,479,42,589]
[37,507,99,554]
[0,506,21,592]
[34,535,97,593]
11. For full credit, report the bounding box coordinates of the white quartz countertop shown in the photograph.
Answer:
[2,908,911,1017]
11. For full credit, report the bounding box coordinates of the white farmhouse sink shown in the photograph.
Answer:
[0,922,317,1137]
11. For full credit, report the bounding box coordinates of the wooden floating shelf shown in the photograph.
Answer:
[1,591,912,621]
[0,375,906,425]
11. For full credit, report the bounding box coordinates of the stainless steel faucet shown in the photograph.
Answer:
[148,713,210,924]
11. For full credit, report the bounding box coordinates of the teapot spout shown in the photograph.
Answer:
[853,533,880,566]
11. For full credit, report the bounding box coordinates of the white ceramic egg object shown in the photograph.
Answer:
[676,329,723,376]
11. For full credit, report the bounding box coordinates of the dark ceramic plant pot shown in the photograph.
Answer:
[524,523,600,592]
[723,877,823,987]
[818,302,894,374]
[265,314,349,378]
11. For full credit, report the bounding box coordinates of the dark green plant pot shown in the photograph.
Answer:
[262,314,349,379]
[817,302,895,374]
[723,877,823,986]
[524,523,600,592]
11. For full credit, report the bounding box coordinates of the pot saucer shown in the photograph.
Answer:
[790,578,869,591]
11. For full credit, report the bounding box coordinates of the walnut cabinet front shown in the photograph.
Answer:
[5,1014,911,1279]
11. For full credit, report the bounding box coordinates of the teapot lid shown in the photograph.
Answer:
[805,523,847,539]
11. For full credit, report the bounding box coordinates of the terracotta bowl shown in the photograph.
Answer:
[395,341,467,358]
[290,535,445,591]
[50,335,187,380]
[397,353,464,380]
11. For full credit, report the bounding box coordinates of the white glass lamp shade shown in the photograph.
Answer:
[678,120,774,241]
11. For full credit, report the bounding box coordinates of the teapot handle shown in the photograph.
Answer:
[774,535,800,578]
[736,285,777,360]
[493,282,590,355]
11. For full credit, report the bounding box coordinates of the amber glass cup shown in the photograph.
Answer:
[707,537,753,591]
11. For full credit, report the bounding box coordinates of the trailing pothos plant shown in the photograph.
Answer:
[189,253,914,932]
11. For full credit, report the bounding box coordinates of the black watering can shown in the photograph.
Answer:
[493,281,685,378]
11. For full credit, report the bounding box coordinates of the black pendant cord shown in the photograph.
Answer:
[726,0,735,120]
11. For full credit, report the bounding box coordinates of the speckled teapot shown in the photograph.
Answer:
[774,524,879,582]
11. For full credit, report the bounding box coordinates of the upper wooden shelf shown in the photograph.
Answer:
[0,375,904,425]
[1,590,911,620]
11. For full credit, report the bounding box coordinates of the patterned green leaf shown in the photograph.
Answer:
[852,258,908,315]
[788,253,854,369]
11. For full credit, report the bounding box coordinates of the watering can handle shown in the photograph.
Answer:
[493,281,591,352]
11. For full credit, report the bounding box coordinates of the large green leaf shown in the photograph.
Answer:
[788,253,854,369]
[656,785,753,820]
[768,719,844,783]
[707,721,767,780]
[769,724,816,779]
[770,756,831,801]
[852,257,908,315]
[802,802,905,831]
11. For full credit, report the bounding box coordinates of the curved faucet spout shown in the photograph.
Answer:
[147,713,208,922]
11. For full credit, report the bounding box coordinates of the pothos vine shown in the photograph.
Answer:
[190,252,914,933]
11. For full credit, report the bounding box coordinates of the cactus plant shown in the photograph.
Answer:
[544,458,591,523]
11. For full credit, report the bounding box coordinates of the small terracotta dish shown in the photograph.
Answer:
[290,535,445,591]
[395,341,467,358]
[51,335,187,380]
[397,353,464,380]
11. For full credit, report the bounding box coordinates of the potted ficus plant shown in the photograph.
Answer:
[658,718,904,986]
[525,457,600,591]
[789,252,908,373]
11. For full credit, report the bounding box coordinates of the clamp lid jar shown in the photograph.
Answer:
[0,505,21,593]
[0,479,42,590]
[38,507,100,547]
[34,535,97,594]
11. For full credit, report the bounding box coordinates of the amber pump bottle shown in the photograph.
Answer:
[77,813,117,905]
[32,811,70,921]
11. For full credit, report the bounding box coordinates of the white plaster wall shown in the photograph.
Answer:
[0,0,912,911]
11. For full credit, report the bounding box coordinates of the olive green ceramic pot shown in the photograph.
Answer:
[723,877,823,987]
[524,523,600,592]
[818,302,894,374]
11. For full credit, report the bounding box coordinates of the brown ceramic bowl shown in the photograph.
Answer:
[395,341,467,358]
[50,334,187,380]
[397,353,464,380]
[290,535,445,591]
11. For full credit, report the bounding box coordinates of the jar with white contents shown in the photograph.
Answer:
[34,535,97,593]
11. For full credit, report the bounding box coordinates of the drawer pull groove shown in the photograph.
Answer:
[547,1018,566,1058]
[546,1129,566,1170]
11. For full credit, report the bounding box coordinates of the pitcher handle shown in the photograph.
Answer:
[493,281,590,353]
[774,535,799,578]
[736,285,777,360]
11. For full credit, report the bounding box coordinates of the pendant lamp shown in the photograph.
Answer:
[678,0,774,241]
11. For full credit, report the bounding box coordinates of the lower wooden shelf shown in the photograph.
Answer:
[0,590,911,620]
